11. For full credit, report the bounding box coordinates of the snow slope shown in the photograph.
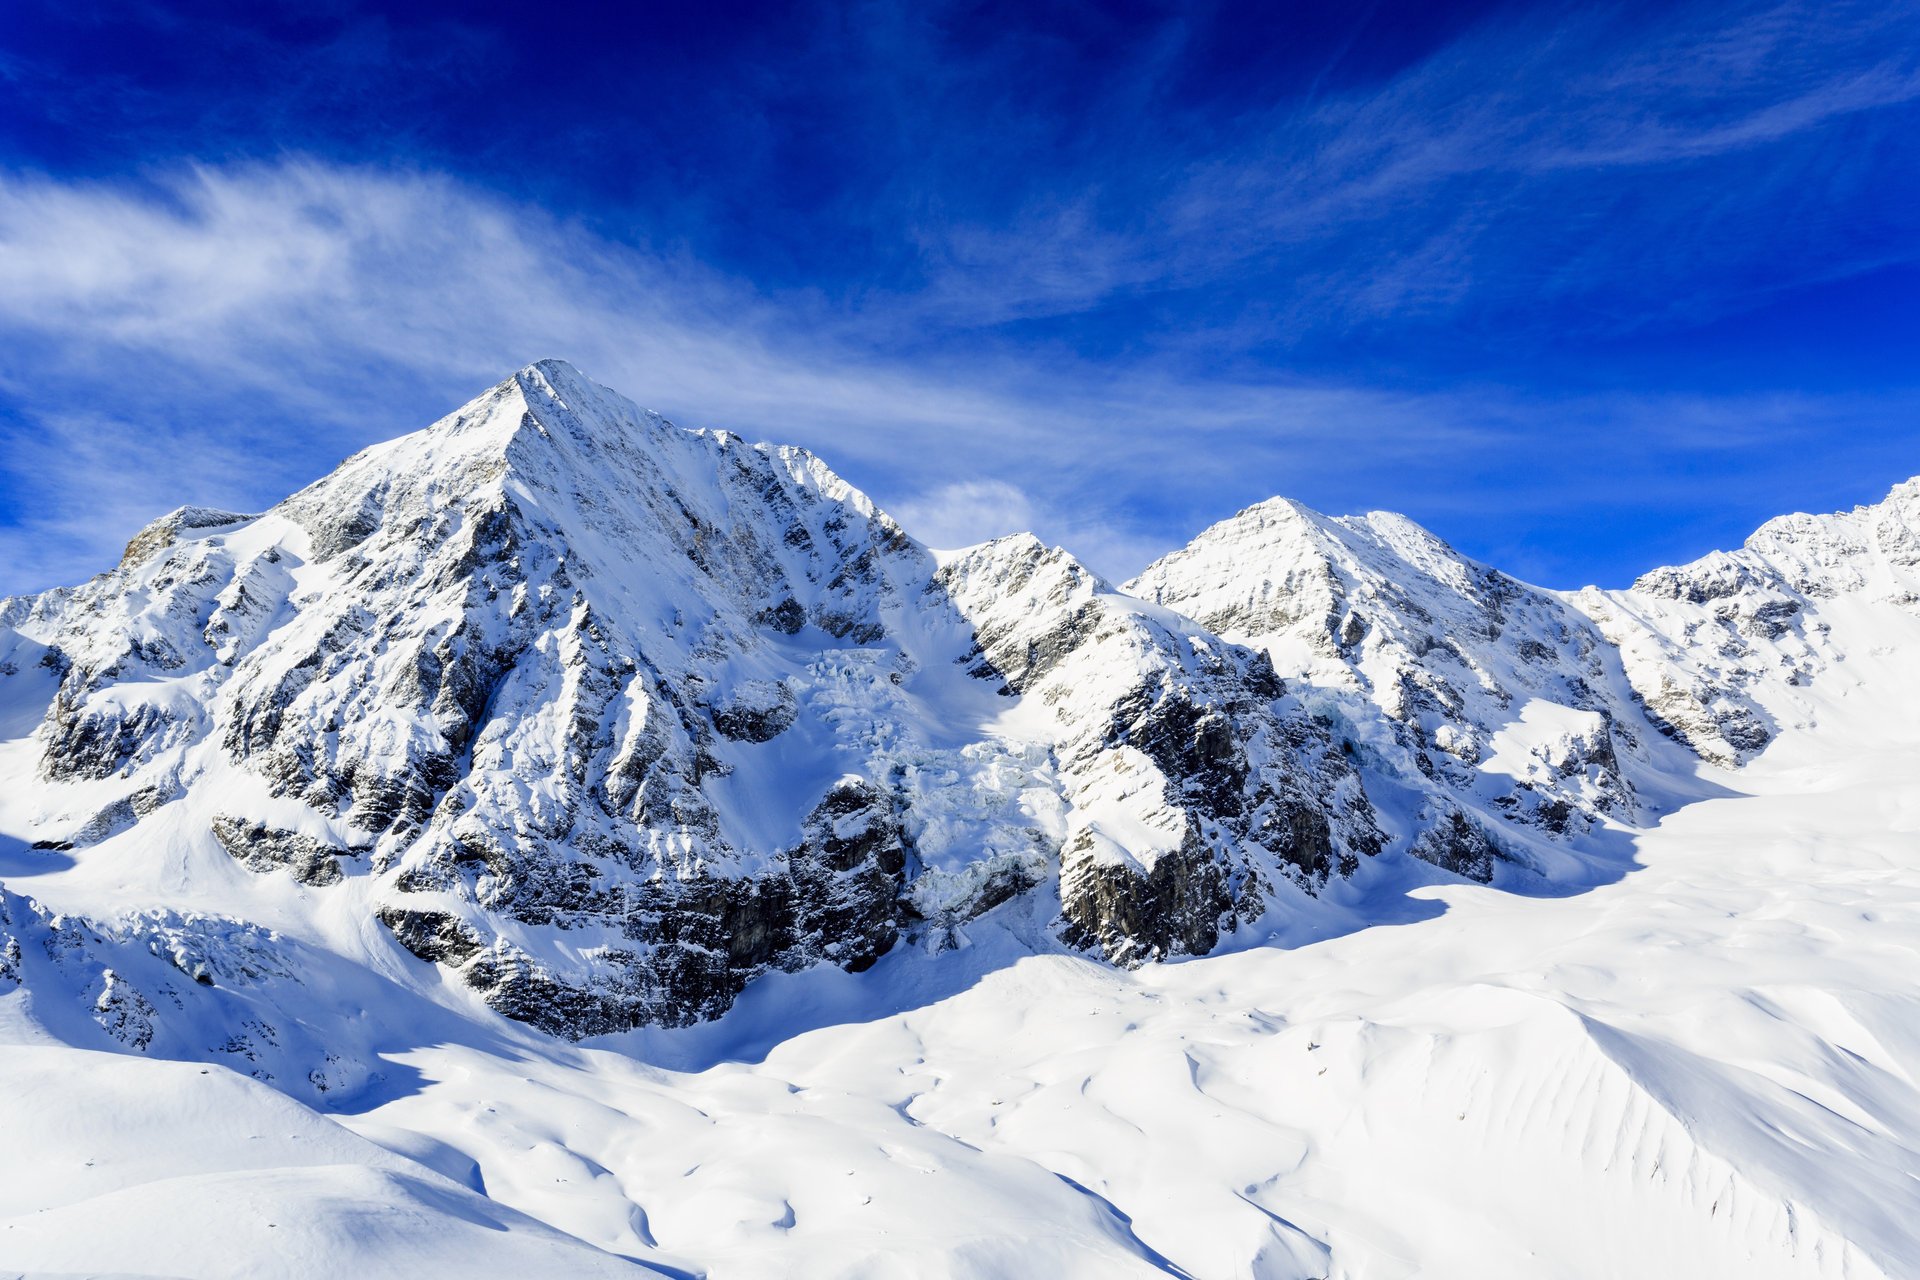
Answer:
[336,610,1920,1279]
[2,362,1917,1277]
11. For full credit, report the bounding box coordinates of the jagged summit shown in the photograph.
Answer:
[116,505,255,572]
[288,359,676,527]
[1570,470,1920,770]
[521,354,597,388]
[1130,490,1649,879]
[1634,472,1920,605]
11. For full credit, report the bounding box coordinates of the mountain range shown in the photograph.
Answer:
[3,361,1916,1278]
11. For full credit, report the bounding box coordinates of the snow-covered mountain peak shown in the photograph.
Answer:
[1572,473,1919,774]
[1633,473,1920,607]
[1217,493,1325,526]
[316,358,676,499]
[0,362,1400,1035]
[116,505,256,572]
[2,358,1905,1051]
[1130,494,1653,880]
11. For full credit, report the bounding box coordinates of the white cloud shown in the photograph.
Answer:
[890,479,1174,580]
[891,480,1036,551]
[899,0,1920,331]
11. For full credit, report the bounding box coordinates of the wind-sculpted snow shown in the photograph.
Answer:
[0,882,382,1095]
[3,361,1920,1277]
[0,1045,665,1277]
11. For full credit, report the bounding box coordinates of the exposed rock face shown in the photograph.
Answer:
[939,534,1383,963]
[375,906,485,967]
[210,817,352,887]
[710,679,798,742]
[377,776,911,1033]
[1059,825,1230,963]
[785,778,910,972]
[92,968,157,1051]
[0,896,21,988]
[1127,499,1643,874]
[40,691,188,784]
[5,359,1911,1040]
[1409,808,1502,883]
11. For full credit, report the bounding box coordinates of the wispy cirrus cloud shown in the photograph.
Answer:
[0,159,1488,584]
[896,0,1920,333]
[0,153,1914,596]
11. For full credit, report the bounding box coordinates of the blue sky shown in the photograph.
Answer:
[1,0,1917,593]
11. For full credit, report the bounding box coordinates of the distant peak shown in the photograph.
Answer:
[512,358,600,406]
[1178,495,1336,550]
[409,360,672,462]
[118,506,253,572]
[1870,473,1920,512]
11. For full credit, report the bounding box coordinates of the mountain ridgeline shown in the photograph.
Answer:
[4,361,1915,1042]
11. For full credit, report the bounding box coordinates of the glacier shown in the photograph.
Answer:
[1,360,1917,1278]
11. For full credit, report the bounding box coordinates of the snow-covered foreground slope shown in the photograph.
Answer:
[6,618,1914,1278]
[2,362,1918,1277]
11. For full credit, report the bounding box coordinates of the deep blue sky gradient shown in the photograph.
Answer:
[1,0,1917,591]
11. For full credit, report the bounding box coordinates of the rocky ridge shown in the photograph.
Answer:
[1127,499,1645,880]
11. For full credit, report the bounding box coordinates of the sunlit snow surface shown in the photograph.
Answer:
[4,648,1915,1279]
[1,585,1912,1280]
[2,368,1919,1276]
